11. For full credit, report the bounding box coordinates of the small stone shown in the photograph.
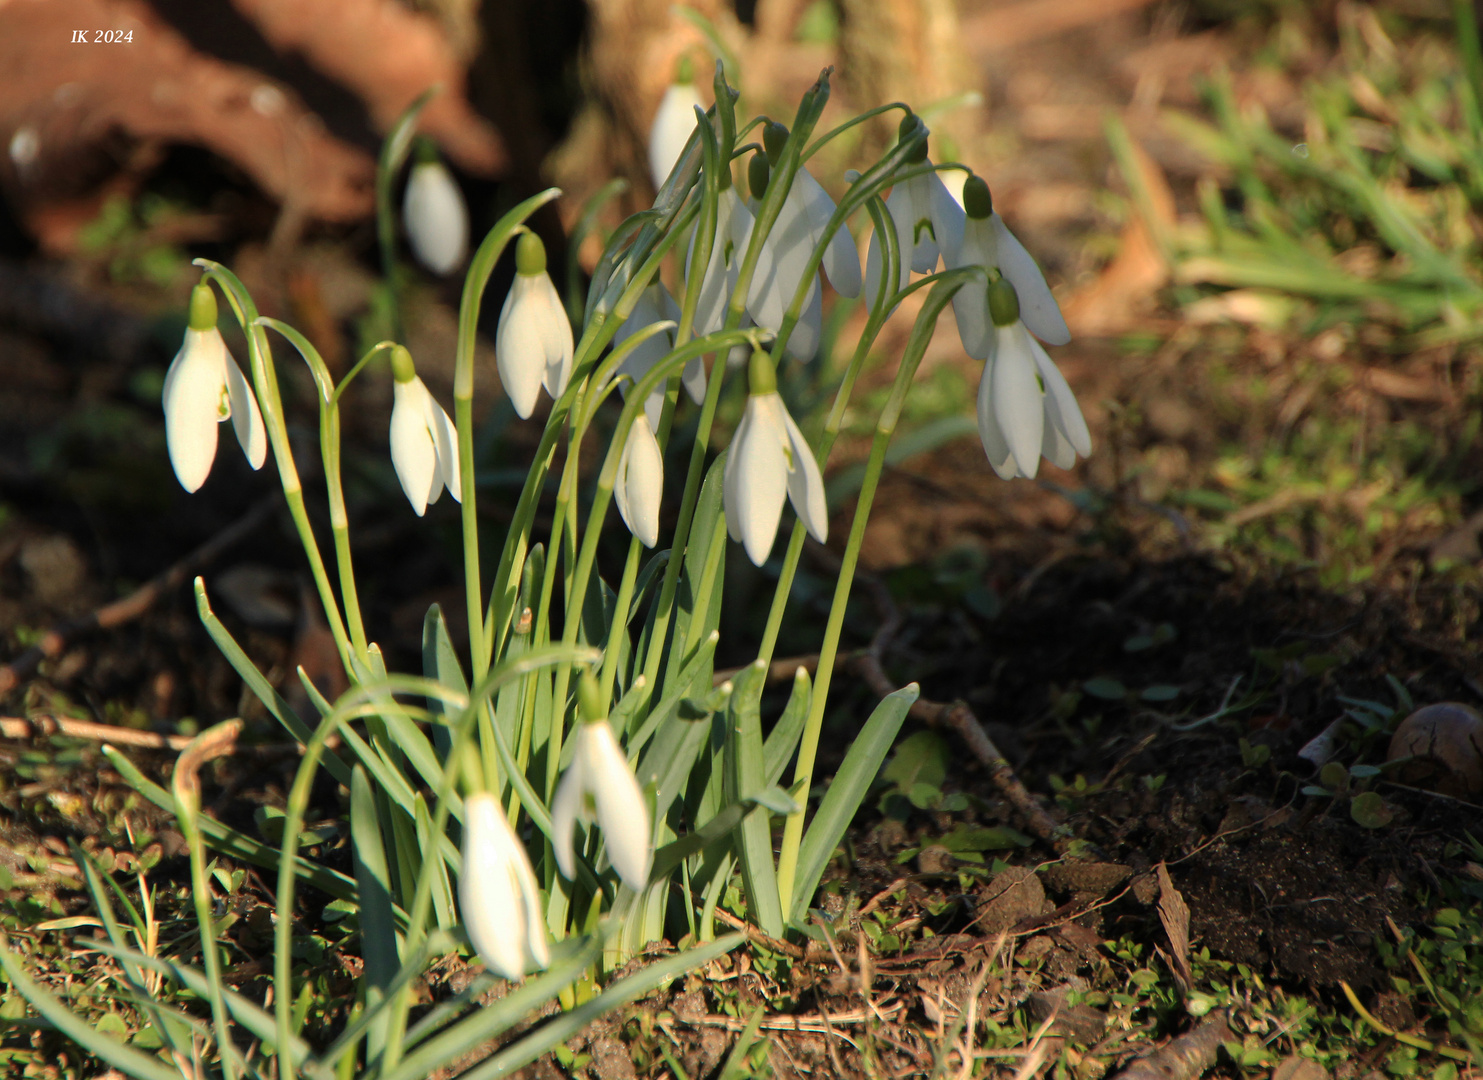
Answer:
[917,844,955,875]
[977,866,1049,933]
[1027,987,1107,1045]
[1272,1057,1331,1080]
[1387,703,1483,799]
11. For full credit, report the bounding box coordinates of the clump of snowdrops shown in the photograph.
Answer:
[0,60,1087,1080]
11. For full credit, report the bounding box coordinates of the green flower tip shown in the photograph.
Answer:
[412,137,440,165]
[747,349,777,396]
[676,54,695,84]
[963,175,993,220]
[515,230,547,276]
[577,670,605,723]
[747,152,770,201]
[763,121,789,165]
[187,282,218,331]
[898,112,929,163]
[390,344,417,383]
[987,278,1020,327]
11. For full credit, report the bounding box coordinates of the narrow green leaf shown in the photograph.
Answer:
[789,684,917,922]
[350,766,398,1063]
[717,1006,766,1080]
[725,662,783,937]
[763,666,811,788]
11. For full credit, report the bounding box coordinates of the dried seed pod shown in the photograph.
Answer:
[1386,703,1483,799]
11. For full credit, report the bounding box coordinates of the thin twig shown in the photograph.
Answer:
[1110,1009,1232,1080]
[0,495,278,698]
[0,714,194,750]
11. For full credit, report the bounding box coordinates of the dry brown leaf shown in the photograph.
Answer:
[229,0,504,175]
[1155,861,1193,994]
[0,0,375,231]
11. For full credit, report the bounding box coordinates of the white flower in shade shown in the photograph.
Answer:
[552,679,652,891]
[388,345,461,516]
[743,126,860,362]
[614,412,664,548]
[459,791,549,980]
[611,284,704,429]
[864,162,965,301]
[648,68,705,191]
[163,282,267,493]
[403,148,469,276]
[689,183,754,338]
[976,278,1090,480]
[723,351,827,566]
[947,175,1070,351]
[496,232,574,418]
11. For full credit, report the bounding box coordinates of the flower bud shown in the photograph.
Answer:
[987,278,1020,327]
[748,152,770,201]
[962,176,994,220]
[763,121,789,165]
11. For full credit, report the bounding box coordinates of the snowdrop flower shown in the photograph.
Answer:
[864,118,964,301]
[163,282,267,493]
[976,278,1089,480]
[611,283,704,428]
[648,60,705,191]
[948,175,1070,350]
[552,675,653,891]
[744,125,860,362]
[388,345,461,516]
[459,791,549,980]
[723,350,827,566]
[614,412,663,548]
[496,232,574,418]
[403,142,469,276]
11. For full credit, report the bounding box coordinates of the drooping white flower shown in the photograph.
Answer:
[648,68,705,191]
[946,175,1070,351]
[388,345,461,516]
[552,683,653,892]
[611,283,703,428]
[689,183,754,338]
[614,412,664,548]
[496,232,574,418]
[723,350,827,566]
[403,147,469,276]
[459,791,549,980]
[863,162,965,301]
[163,282,267,493]
[976,278,1090,480]
[743,125,860,362]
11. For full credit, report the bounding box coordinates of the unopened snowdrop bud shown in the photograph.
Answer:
[162,282,267,493]
[552,672,653,891]
[648,58,705,191]
[615,412,664,548]
[748,152,771,204]
[388,346,461,516]
[459,791,549,980]
[403,142,469,276]
[976,279,1090,481]
[496,232,575,418]
[762,120,789,165]
[722,350,828,566]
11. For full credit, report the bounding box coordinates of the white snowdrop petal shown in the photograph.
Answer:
[993,214,1071,346]
[927,168,966,269]
[223,346,267,471]
[617,415,664,549]
[496,280,549,418]
[1029,336,1091,457]
[725,396,791,565]
[424,389,463,503]
[991,323,1045,479]
[796,168,861,299]
[163,328,227,493]
[904,173,941,273]
[976,357,1020,480]
[884,185,916,288]
[747,188,818,350]
[1041,415,1078,471]
[783,277,823,363]
[460,793,532,979]
[549,755,584,883]
[584,723,653,891]
[779,403,828,543]
[390,379,438,516]
[533,273,575,398]
[681,355,707,405]
[648,83,705,191]
[404,161,469,276]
